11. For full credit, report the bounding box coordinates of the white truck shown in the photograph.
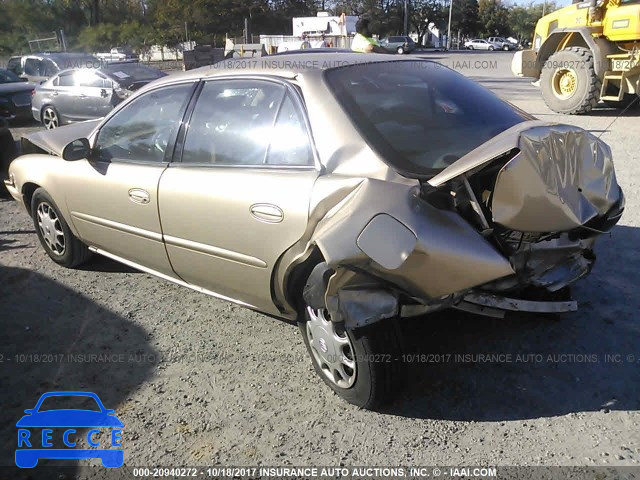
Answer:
[94,48,138,63]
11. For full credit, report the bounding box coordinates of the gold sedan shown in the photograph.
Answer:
[5,53,624,408]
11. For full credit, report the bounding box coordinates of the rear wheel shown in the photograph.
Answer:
[298,288,405,409]
[31,188,92,267]
[489,46,495,51]
[503,44,509,51]
[396,46,404,54]
[540,47,600,114]
[41,106,59,129]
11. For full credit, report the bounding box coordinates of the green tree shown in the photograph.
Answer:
[410,0,447,44]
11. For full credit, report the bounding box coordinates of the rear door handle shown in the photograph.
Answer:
[128,188,150,204]
[250,203,283,223]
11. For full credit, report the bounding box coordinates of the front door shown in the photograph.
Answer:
[64,81,197,276]
[158,78,318,312]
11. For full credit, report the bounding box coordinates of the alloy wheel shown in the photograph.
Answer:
[42,108,59,129]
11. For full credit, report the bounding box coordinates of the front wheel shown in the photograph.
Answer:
[31,188,92,267]
[488,46,495,51]
[299,304,404,409]
[503,45,509,51]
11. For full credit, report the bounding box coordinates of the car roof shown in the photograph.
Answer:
[148,53,430,86]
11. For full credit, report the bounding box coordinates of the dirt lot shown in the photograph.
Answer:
[1,51,639,475]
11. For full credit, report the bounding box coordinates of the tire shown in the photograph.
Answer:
[540,47,601,114]
[41,105,60,129]
[396,46,404,55]
[298,284,405,409]
[503,45,509,51]
[31,188,92,267]
[468,46,474,50]
[489,46,495,51]
[0,127,15,196]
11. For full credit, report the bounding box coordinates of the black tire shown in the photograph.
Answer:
[298,288,405,409]
[31,188,92,267]
[396,46,404,55]
[489,46,495,51]
[503,45,509,51]
[0,127,15,196]
[540,47,601,114]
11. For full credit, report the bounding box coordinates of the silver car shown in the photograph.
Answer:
[464,39,501,51]
[6,54,624,408]
[32,63,166,129]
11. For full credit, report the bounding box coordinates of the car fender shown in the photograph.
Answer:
[9,154,81,237]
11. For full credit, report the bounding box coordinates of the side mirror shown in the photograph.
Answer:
[62,138,91,161]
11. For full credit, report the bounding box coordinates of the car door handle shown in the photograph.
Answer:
[128,188,150,205]
[250,203,283,223]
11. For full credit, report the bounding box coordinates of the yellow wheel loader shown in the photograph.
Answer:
[511,0,640,114]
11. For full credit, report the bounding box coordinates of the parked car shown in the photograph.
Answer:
[464,39,500,50]
[7,52,103,84]
[6,54,624,409]
[0,69,35,122]
[32,63,166,129]
[487,36,515,51]
[379,36,416,54]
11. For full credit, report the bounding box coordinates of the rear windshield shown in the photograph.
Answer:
[324,61,528,177]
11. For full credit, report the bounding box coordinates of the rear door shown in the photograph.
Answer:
[158,78,318,312]
[75,71,114,120]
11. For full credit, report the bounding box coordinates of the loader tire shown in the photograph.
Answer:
[540,47,601,115]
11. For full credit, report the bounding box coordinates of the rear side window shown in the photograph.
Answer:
[24,58,43,76]
[57,73,75,87]
[325,61,528,177]
[181,79,313,166]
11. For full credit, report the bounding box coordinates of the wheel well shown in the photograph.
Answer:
[21,182,40,215]
[284,246,324,317]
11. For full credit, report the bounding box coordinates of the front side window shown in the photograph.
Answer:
[325,61,528,177]
[95,83,193,163]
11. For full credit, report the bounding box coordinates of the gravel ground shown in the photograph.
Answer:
[0,51,639,476]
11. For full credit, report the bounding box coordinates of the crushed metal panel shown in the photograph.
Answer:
[311,178,514,300]
[491,125,621,232]
[463,292,578,313]
[427,120,548,187]
[22,119,100,157]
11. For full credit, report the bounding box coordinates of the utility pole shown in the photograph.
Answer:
[446,0,453,50]
[404,0,409,36]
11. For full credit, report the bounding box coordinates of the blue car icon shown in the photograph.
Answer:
[16,391,123,468]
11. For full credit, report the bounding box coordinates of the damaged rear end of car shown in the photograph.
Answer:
[300,60,623,332]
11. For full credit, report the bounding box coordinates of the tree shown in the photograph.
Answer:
[450,0,480,39]
[410,0,447,45]
[478,0,510,37]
